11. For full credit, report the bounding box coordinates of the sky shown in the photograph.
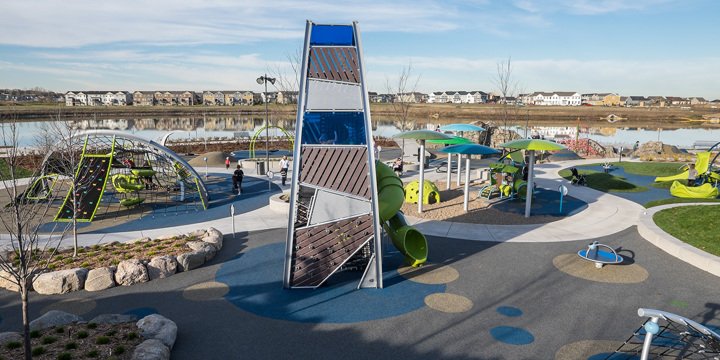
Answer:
[1,0,718,100]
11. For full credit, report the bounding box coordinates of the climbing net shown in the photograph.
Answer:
[605,309,720,359]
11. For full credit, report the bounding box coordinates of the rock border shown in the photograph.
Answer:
[1,227,223,295]
[0,310,177,360]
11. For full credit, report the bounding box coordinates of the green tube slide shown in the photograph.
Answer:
[375,161,428,267]
[655,152,711,182]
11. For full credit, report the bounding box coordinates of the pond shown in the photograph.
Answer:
[4,116,719,150]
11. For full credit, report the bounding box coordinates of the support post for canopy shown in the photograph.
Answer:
[525,150,535,218]
[464,155,471,211]
[446,152,452,190]
[418,140,426,214]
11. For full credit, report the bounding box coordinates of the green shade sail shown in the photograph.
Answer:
[392,130,454,141]
[499,139,568,151]
[427,136,474,145]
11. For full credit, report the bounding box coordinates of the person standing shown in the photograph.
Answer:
[633,141,639,152]
[279,155,290,186]
[232,165,244,194]
[225,157,230,170]
[688,163,698,186]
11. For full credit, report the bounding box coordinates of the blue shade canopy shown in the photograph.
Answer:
[310,24,355,45]
[392,130,454,140]
[439,124,486,132]
[438,144,500,155]
[427,136,474,145]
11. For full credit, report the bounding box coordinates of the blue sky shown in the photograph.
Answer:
[1,0,718,100]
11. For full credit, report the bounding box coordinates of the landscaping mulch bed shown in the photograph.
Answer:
[0,322,143,360]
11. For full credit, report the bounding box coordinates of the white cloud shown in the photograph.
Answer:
[512,0,678,15]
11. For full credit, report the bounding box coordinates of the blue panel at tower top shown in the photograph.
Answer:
[301,112,366,145]
[310,24,355,46]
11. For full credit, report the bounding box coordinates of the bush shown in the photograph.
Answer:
[86,349,98,357]
[86,322,97,329]
[76,330,88,339]
[30,330,41,338]
[87,252,95,257]
[42,336,56,344]
[113,345,125,355]
[5,341,21,349]
[147,251,157,256]
[54,255,64,261]
[124,254,133,259]
[143,243,152,248]
[111,251,119,255]
[77,248,85,253]
[64,341,77,350]
[106,330,117,336]
[93,244,100,250]
[55,327,64,333]
[64,258,74,264]
[32,346,45,356]
[101,247,109,252]
[126,332,138,340]
[58,352,72,360]
[112,260,119,265]
[97,257,105,261]
[95,336,109,344]
[80,262,89,268]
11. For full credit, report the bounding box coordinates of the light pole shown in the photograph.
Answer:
[257,75,276,176]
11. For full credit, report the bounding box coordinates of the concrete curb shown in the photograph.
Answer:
[637,202,720,277]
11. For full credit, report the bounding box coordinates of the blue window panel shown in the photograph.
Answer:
[310,24,354,46]
[302,112,366,145]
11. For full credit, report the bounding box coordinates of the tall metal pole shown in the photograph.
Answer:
[264,74,269,176]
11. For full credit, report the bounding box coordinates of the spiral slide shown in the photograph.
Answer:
[654,152,711,182]
[375,160,428,267]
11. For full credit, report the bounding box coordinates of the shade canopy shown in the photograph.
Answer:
[392,130,454,141]
[439,124,486,132]
[438,144,501,155]
[499,139,568,151]
[427,136,474,145]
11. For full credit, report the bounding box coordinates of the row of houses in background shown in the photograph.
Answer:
[64,90,299,107]
[63,90,720,107]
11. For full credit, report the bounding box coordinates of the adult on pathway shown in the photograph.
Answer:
[279,155,290,186]
[232,165,244,195]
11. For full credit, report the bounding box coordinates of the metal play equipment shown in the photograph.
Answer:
[41,130,209,223]
[438,123,485,189]
[438,144,500,211]
[577,241,623,268]
[284,21,385,289]
[249,125,294,160]
[604,308,720,359]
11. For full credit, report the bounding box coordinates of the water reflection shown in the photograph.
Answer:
[6,115,720,149]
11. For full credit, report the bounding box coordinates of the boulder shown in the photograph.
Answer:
[186,241,216,261]
[202,234,223,251]
[115,259,149,286]
[0,332,22,345]
[147,256,177,280]
[132,236,152,244]
[136,314,178,350]
[176,251,206,272]
[184,229,207,239]
[29,310,82,331]
[154,234,183,241]
[0,270,21,292]
[88,313,137,324]
[33,268,88,295]
[132,339,171,360]
[206,227,223,239]
[85,267,116,291]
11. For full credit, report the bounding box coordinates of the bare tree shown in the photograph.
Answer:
[34,110,88,257]
[385,62,421,157]
[489,56,523,151]
[1,112,70,359]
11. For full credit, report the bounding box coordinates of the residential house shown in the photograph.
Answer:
[133,91,156,106]
[369,93,393,103]
[65,91,81,106]
[277,91,299,104]
[581,93,620,106]
[237,91,258,105]
[260,92,278,104]
[203,91,227,105]
[689,97,708,105]
[665,96,689,105]
[101,91,132,106]
[647,96,666,106]
[625,96,650,106]
[470,91,489,104]
[395,92,426,103]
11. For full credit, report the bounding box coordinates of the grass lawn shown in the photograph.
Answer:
[645,197,720,208]
[558,168,649,193]
[587,161,689,177]
[0,158,33,179]
[654,205,720,257]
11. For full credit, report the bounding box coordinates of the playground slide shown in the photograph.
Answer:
[375,160,428,267]
[670,181,719,199]
[655,152,711,182]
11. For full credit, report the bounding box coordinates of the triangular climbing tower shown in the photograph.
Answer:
[283,21,383,289]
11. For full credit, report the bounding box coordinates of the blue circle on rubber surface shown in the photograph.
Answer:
[490,326,534,345]
[497,306,523,317]
[588,353,639,360]
[124,307,158,319]
[216,242,445,323]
